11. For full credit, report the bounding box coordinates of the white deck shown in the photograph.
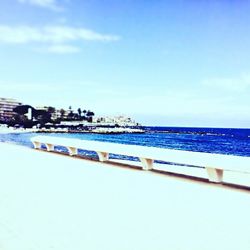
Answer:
[0,142,250,250]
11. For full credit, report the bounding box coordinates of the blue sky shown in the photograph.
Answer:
[0,0,250,127]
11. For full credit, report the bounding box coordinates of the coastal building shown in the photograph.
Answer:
[60,121,88,126]
[52,109,63,120]
[35,106,61,121]
[95,115,140,126]
[0,97,22,122]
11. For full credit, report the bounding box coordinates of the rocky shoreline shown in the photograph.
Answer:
[0,125,145,134]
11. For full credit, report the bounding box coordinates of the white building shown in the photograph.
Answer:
[0,97,22,121]
[94,115,140,126]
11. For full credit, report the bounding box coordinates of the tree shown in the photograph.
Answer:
[35,110,51,124]
[67,111,74,120]
[77,108,82,119]
[46,107,55,121]
[81,109,87,120]
[86,110,95,117]
[13,105,34,116]
[48,106,56,114]
[60,109,66,119]
[86,110,95,122]
[9,112,34,128]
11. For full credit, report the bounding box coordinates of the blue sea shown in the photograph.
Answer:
[0,127,250,158]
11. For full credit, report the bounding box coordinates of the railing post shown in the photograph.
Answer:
[139,158,154,171]
[45,143,54,152]
[67,147,78,156]
[205,167,224,183]
[32,141,41,149]
[96,152,109,162]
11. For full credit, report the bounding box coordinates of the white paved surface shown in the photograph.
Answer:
[0,142,250,250]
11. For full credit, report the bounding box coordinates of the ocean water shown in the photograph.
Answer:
[0,127,250,158]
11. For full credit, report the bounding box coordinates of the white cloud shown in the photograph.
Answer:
[47,44,80,53]
[18,0,63,11]
[0,26,42,44]
[0,25,120,44]
[202,73,250,92]
[44,26,120,42]
[0,24,120,53]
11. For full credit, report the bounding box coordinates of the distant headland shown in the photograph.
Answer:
[0,97,144,134]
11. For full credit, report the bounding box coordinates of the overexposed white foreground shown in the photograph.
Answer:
[0,142,250,250]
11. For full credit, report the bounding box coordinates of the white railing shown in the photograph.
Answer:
[31,135,250,185]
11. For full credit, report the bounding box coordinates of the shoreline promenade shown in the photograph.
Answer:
[0,142,250,250]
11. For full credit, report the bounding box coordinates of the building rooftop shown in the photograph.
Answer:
[0,97,21,103]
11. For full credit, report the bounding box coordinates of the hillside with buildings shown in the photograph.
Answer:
[0,97,143,133]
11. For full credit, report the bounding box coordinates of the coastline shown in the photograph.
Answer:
[0,126,145,134]
[1,126,250,158]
